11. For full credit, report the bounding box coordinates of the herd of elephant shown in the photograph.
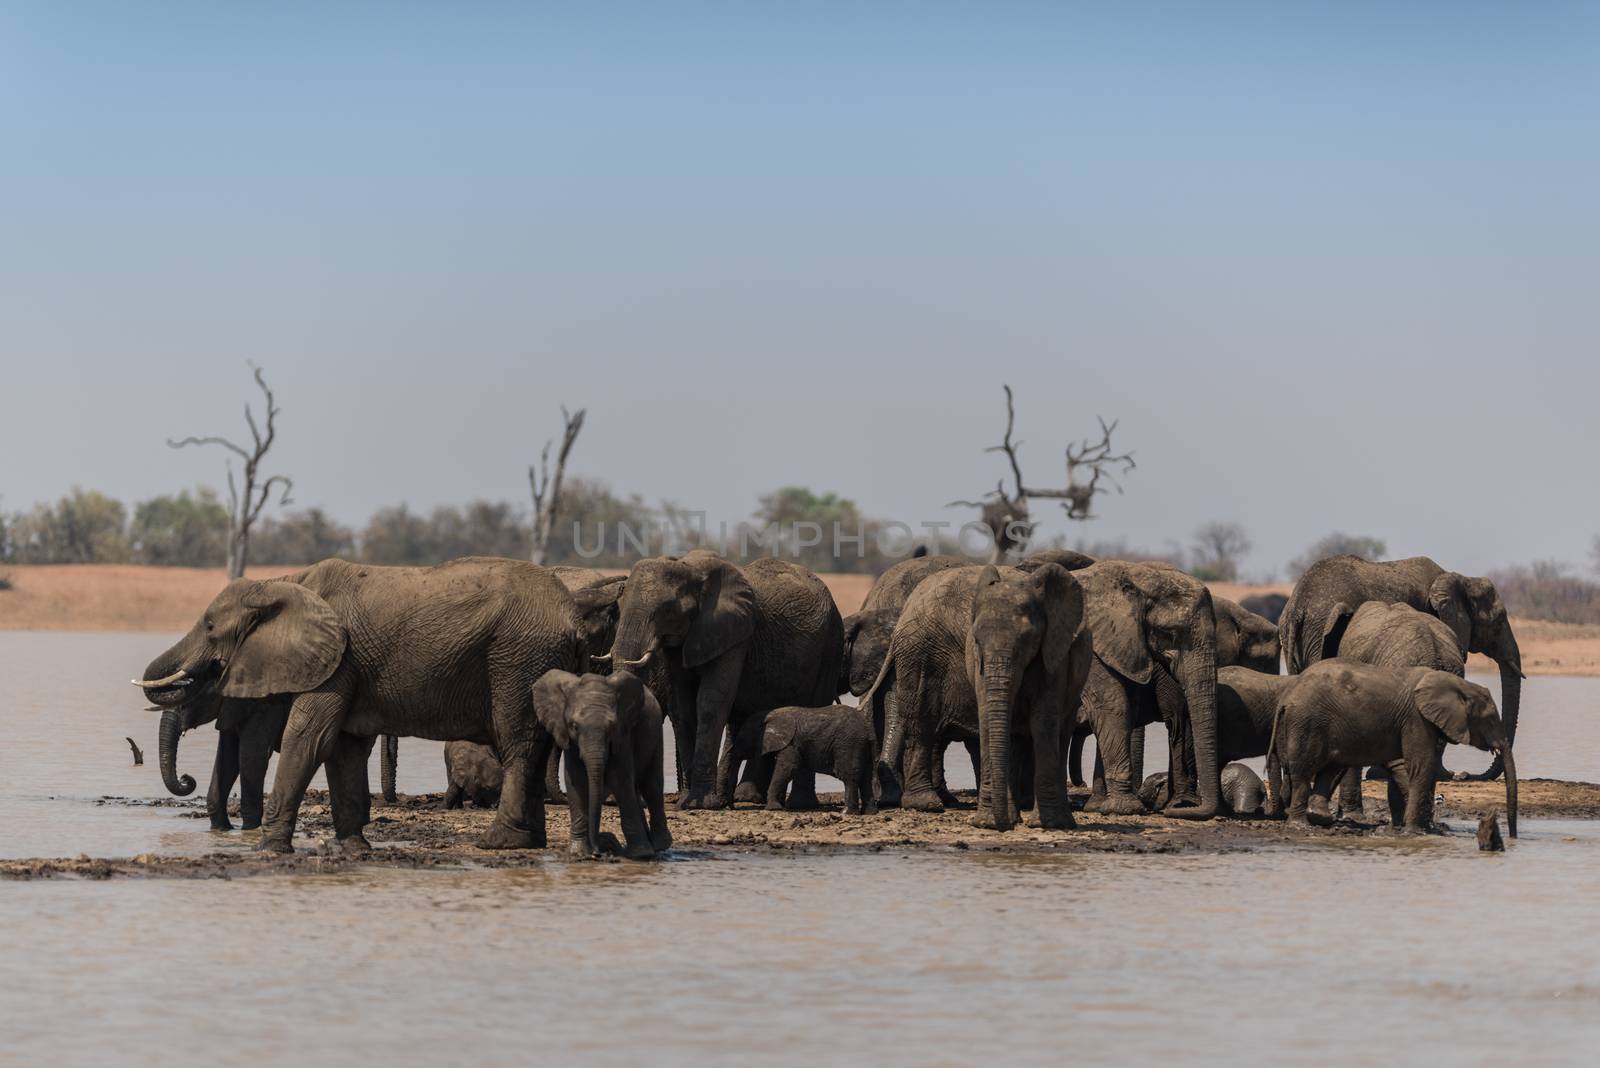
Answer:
[133,548,1522,859]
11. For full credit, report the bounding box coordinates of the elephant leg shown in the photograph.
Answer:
[734,744,769,805]
[563,750,596,858]
[644,752,673,854]
[1029,707,1074,831]
[208,731,240,831]
[1287,771,1311,827]
[443,783,464,810]
[1307,768,1342,827]
[478,667,546,850]
[325,733,374,855]
[1129,724,1147,799]
[1090,750,1107,805]
[932,740,958,807]
[767,749,802,811]
[1082,689,1143,816]
[786,769,820,810]
[606,755,655,860]
[899,720,945,813]
[683,654,743,810]
[259,681,351,854]
[669,669,697,796]
[1013,734,1036,817]
[1383,759,1408,827]
[236,718,275,831]
[1265,749,1284,818]
[718,739,745,806]
[1067,724,1089,788]
[1336,766,1364,819]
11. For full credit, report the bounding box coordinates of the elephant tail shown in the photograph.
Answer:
[1280,609,1303,675]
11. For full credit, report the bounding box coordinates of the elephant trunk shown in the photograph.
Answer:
[1166,637,1219,820]
[1500,743,1518,839]
[158,706,196,796]
[608,617,656,668]
[1473,636,1523,782]
[980,658,1016,830]
[582,741,608,856]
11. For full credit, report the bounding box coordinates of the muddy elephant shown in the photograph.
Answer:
[870,562,1091,831]
[533,668,672,859]
[1140,763,1266,816]
[1334,601,1466,676]
[1069,593,1277,792]
[599,551,843,810]
[1272,660,1517,836]
[1071,561,1222,819]
[1280,555,1523,781]
[720,704,878,815]
[155,690,293,831]
[136,557,584,854]
[443,741,504,809]
[840,554,971,698]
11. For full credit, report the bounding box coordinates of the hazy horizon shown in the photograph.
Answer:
[5,4,1598,578]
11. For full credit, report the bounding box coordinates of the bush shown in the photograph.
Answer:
[1489,561,1600,625]
[1287,532,1387,580]
[130,488,230,566]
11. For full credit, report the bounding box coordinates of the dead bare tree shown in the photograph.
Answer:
[528,405,586,565]
[950,385,1136,560]
[169,363,293,579]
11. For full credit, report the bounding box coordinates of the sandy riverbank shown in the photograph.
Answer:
[2,563,1594,677]
[1,777,1581,880]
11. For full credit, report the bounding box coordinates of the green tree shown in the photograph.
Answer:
[1189,521,1252,582]
[251,508,357,566]
[1287,532,1388,580]
[358,505,435,565]
[130,488,230,566]
[10,488,130,563]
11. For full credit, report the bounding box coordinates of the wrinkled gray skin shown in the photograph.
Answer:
[138,557,584,854]
[1067,562,1222,820]
[1239,592,1288,625]
[603,552,843,810]
[1325,600,1472,809]
[1214,665,1302,815]
[869,563,1091,831]
[840,555,971,698]
[720,704,879,815]
[1271,660,1517,836]
[1280,555,1523,781]
[1140,763,1266,816]
[533,669,671,860]
[157,690,293,831]
[379,734,399,803]
[443,741,504,809]
[1070,594,1277,796]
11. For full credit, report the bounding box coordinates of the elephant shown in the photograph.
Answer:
[840,554,970,698]
[1239,592,1288,625]
[1270,660,1518,836]
[1280,555,1523,780]
[1068,593,1278,791]
[532,668,672,860]
[155,689,293,831]
[1214,665,1302,814]
[1334,601,1466,676]
[870,562,1091,830]
[136,557,584,854]
[1066,561,1223,819]
[1139,763,1266,816]
[443,741,504,809]
[1014,548,1098,574]
[379,734,400,803]
[719,704,879,815]
[599,551,844,810]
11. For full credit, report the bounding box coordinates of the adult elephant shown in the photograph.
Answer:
[136,557,584,853]
[1073,561,1222,818]
[598,551,843,809]
[155,690,292,831]
[840,554,969,698]
[870,562,1090,829]
[1069,593,1273,798]
[1280,555,1523,780]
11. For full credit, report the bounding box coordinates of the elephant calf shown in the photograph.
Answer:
[1140,764,1266,816]
[533,669,672,860]
[720,704,879,815]
[443,741,505,810]
[1271,660,1518,835]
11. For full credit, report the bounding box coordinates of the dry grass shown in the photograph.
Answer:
[4,565,1596,676]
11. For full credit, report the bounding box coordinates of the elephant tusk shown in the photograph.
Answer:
[590,653,613,668]
[620,649,655,671]
[134,670,190,689]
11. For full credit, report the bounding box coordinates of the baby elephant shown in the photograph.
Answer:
[721,704,879,815]
[1140,764,1267,816]
[533,668,672,860]
[442,741,505,810]
[1272,660,1517,836]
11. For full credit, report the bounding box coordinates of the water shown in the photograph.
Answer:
[4,632,1599,1064]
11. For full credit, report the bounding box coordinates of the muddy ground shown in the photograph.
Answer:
[4,777,1591,880]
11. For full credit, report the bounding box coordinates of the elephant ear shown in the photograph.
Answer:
[760,713,798,756]
[532,670,582,750]
[608,669,647,735]
[1082,570,1154,684]
[570,576,625,617]
[1028,563,1086,676]
[1317,602,1355,662]
[1412,670,1473,745]
[1428,573,1473,654]
[1212,600,1244,666]
[222,582,346,699]
[683,558,755,668]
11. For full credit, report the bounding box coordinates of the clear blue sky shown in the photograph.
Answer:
[4,3,1597,577]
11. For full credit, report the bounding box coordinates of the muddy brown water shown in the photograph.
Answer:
[4,631,1600,1064]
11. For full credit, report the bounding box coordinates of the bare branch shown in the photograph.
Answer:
[529,406,586,565]
[168,435,252,462]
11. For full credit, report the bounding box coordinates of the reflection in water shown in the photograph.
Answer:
[4,632,1600,1062]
